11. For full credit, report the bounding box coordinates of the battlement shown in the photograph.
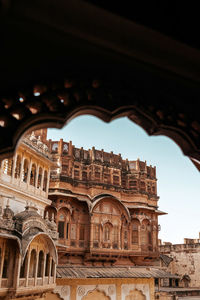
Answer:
[48,138,156,177]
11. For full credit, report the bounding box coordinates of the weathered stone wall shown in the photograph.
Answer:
[160,243,200,287]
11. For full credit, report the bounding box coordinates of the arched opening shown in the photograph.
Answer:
[37,250,44,277]
[29,249,37,278]
[45,253,50,277]
[30,163,36,186]
[15,155,21,178]
[141,219,151,251]
[51,259,55,277]
[20,252,27,278]
[22,159,29,182]
[2,248,9,278]
[57,207,70,240]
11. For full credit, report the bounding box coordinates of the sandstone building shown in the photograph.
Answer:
[0,129,178,300]
[0,132,58,299]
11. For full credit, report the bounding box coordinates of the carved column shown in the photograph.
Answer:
[34,250,39,286]
[35,164,40,189]
[19,155,25,182]
[41,168,45,191]
[90,222,94,248]
[27,159,32,185]
[118,225,121,249]
[11,154,17,182]
[48,257,52,284]
[25,250,31,287]
[53,262,56,283]
[46,169,50,193]
[13,252,21,289]
[0,241,5,287]
[42,253,46,285]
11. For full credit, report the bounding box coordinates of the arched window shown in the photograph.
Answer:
[22,159,29,182]
[37,167,42,188]
[58,214,65,238]
[29,249,36,278]
[37,250,44,277]
[132,219,140,244]
[45,253,50,277]
[57,208,70,240]
[30,163,36,186]
[141,219,151,249]
[43,170,48,191]
[15,155,21,178]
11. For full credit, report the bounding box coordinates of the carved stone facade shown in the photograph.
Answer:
[42,132,164,267]
[0,133,58,299]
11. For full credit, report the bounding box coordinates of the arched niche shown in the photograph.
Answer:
[82,289,111,300]
[125,289,146,300]
[91,195,131,221]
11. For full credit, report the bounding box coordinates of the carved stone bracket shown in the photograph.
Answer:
[54,285,70,300]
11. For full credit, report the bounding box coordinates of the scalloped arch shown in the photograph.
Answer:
[0,80,200,171]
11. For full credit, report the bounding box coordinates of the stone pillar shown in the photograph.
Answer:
[68,141,73,156]
[59,139,63,155]
[0,241,5,287]
[19,155,25,182]
[27,159,32,185]
[46,169,51,193]
[41,168,45,190]
[111,168,114,185]
[35,164,40,189]
[34,251,39,286]
[25,250,31,287]
[11,154,17,181]
[13,252,21,289]
[42,254,47,285]
[118,225,121,249]
[48,257,52,284]
[90,222,94,249]
[53,262,56,283]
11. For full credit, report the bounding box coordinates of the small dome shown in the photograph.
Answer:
[14,204,42,222]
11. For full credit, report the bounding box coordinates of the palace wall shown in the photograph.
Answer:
[160,236,200,288]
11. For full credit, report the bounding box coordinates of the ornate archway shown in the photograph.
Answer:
[1,0,200,172]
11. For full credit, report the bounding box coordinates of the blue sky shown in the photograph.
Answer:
[47,115,200,244]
